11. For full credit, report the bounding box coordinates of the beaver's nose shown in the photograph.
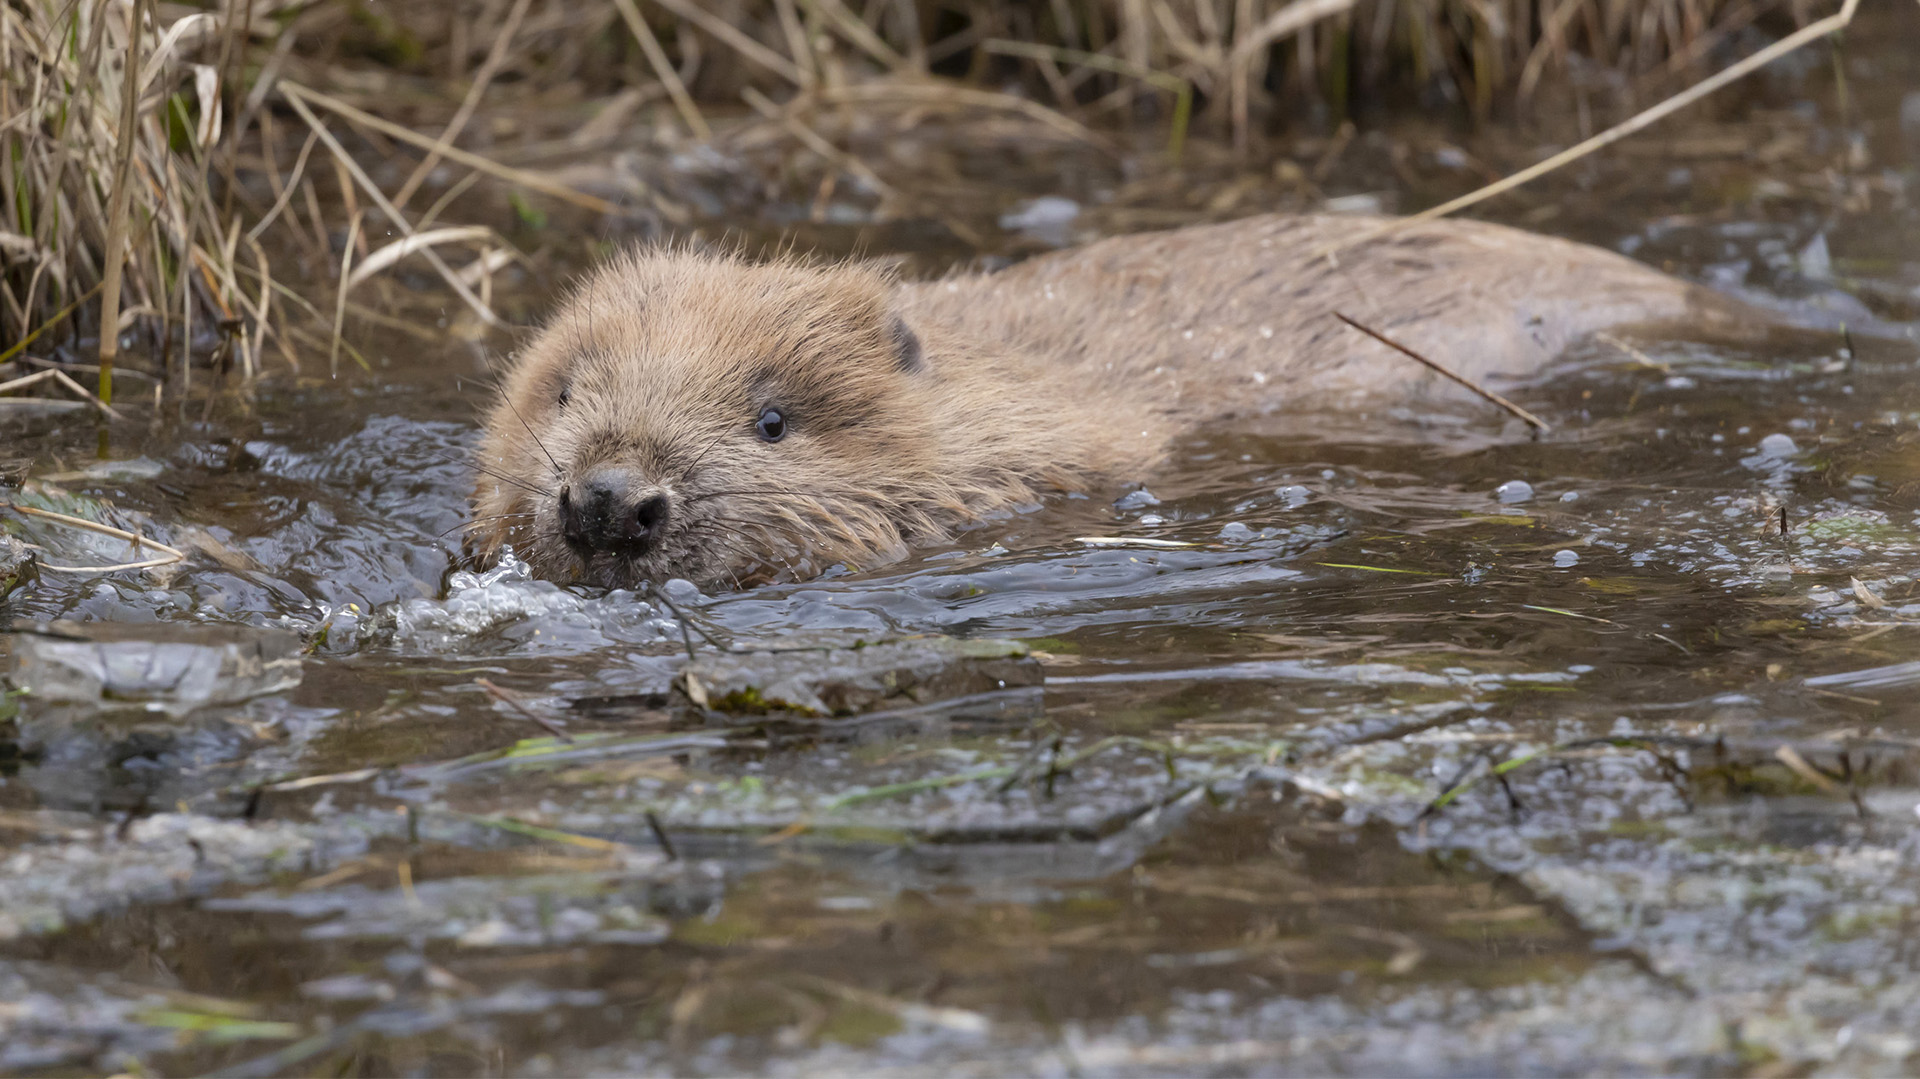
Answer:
[559,468,671,554]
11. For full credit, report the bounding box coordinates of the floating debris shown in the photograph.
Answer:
[678,637,1040,717]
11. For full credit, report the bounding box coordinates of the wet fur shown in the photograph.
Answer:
[471,213,1740,587]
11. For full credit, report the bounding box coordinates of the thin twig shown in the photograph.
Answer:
[742,87,897,201]
[1595,331,1672,373]
[650,0,803,84]
[5,503,186,573]
[820,82,1112,151]
[476,677,575,743]
[1333,312,1551,432]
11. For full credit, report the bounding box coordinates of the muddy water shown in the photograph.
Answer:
[5,12,1920,1077]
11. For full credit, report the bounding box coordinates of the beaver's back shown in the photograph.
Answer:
[902,214,1738,417]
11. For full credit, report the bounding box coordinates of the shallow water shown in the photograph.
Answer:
[4,10,1920,1076]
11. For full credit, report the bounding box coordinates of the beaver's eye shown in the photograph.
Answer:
[755,407,786,443]
[557,384,572,408]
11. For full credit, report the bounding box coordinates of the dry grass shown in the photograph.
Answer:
[1,0,285,393]
[0,0,1848,399]
[248,0,1797,143]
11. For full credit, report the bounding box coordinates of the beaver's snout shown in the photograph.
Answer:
[559,468,672,556]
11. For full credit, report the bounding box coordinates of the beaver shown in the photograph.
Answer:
[469,212,1740,588]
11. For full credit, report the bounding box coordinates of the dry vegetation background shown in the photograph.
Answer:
[0,0,1838,401]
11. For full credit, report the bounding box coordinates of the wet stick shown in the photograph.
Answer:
[1332,313,1550,432]
[476,678,575,743]
[96,0,149,412]
[0,368,122,420]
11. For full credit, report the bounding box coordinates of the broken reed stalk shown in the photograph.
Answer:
[1332,312,1551,432]
[95,0,149,410]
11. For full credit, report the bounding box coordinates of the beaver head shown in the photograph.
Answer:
[469,249,947,589]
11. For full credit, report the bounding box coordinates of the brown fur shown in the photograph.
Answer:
[470,213,1737,587]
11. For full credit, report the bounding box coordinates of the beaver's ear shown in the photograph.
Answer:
[891,316,924,375]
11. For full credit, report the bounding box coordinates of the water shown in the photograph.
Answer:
[4,10,1920,1074]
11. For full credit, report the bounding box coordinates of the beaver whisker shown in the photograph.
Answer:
[434,450,552,500]
[759,494,906,570]
[681,488,824,504]
[676,428,736,485]
[675,524,770,588]
[683,511,820,581]
[499,393,564,480]
[467,466,550,501]
[440,512,535,539]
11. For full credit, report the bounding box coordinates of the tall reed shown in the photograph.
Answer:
[1,0,280,384]
[0,0,1821,393]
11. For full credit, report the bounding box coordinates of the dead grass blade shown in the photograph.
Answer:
[277,82,624,217]
[612,0,711,140]
[391,0,534,212]
[344,227,496,292]
[280,88,500,329]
